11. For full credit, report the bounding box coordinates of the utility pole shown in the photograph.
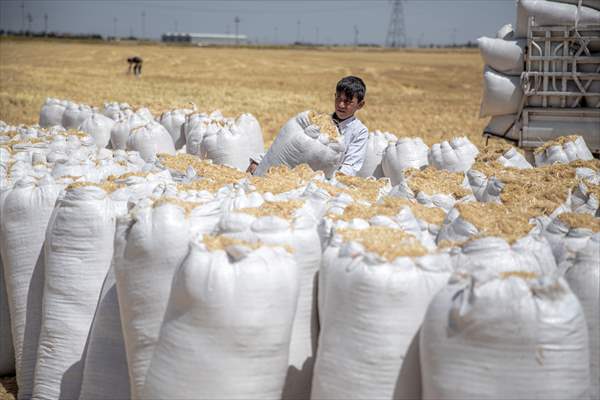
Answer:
[26,12,32,32]
[385,0,407,48]
[451,28,457,47]
[296,20,301,43]
[274,26,278,44]
[113,17,118,38]
[129,25,133,38]
[234,16,240,45]
[354,25,359,47]
[174,20,178,33]
[315,27,319,45]
[21,1,25,32]
[141,10,146,38]
[44,13,48,35]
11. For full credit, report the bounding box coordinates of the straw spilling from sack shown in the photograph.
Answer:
[337,226,427,260]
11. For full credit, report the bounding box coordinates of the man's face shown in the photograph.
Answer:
[334,92,364,120]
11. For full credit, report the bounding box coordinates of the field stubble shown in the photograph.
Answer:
[0,38,487,147]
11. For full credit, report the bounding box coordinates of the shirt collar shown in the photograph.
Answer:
[332,113,356,130]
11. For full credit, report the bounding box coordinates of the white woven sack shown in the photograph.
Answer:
[235,113,265,163]
[113,200,194,399]
[534,136,594,166]
[389,173,473,212]
[429,137,479,173]
[79,266,130,400]
[484,114,518,139]
[79,113,115,149]
[255,111,345,179]
[496,23,514,39]
[110,113,148,150]
[159,108,194,150]
[449,235,557,275]
[358,130,397,178]
[61,103,93,130]
[563,233,600,399]
[382,137,429,184]
[571,181,599,216]
[33,184,117,400]
[542,214,599,264]
[143,239,299,399]
[548,0,600,10]
[126,121,175,162]
[312,232,452,400]
[134,107,154,123]
[199,122,259,171]
[0,176,62,399]
[420,271,590,399]
[0,257,15,376]
[39,98,67,128]
[217,203,321,399]
[516,0,600,37]
[478,37,526,75]
[480,66,523,117]
[497,147,532,168]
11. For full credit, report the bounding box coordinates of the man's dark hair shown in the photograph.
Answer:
[336,76,366,102]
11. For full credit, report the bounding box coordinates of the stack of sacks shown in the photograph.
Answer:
[32,182,121,400]
[358,130,398,178]
[389,167,474,211]
[428,137,479,172]
[111,109,154,150]
[255,111,345,179]
[382,137,429,184]
[143,234,299,399]
[79,112,116,149]
[0,259,14,376]
[158,105,196,150]
[215,199,320,399]
[184,110,264,171]
[466,160,581,218]
[101,101,132,121]
[127,121,176,162]
[312,226,452,399]
[571,169,600,216]
[319,197,445,251]
[542,212,600,265]
[420,269,591,399]
[516,0,600,38]
[533,135,594,166]
[437,202,557,276]
[39,98,69,128]
[61,102,95,130]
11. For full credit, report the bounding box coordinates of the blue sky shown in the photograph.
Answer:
[0,0,515,45]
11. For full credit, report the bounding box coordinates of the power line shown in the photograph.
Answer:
[141,10,146,38]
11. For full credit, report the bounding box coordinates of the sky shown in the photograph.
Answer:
[0,0,516,46]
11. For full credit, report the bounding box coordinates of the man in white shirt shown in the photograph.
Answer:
[247,76,369,176]
[332,76,369,176]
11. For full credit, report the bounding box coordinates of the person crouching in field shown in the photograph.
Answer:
[127,56,143,77]
[247,75,369,175]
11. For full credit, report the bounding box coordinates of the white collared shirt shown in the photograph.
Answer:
[333,114,369,176]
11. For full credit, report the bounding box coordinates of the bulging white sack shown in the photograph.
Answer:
[382,137,429,184]
[564,233,600,400]
[143,237,299,399]
[126,121,175,162]
[484,113,518,138]
[216,201,321,399]
[534,136,594,166]
[33,184,117,400]
[571,181,599,216]
[61,103,93,130]
[199,115,264,171]
[480,66,524,117]
[0,176,63,399]
[255,111,345,179]
[478,37,526,75]
[39,98,67,128]
[110,113,148,150]
[159,107,195,150]
[429,137,479,172]
[542,212,599,264]
[516,0,600,37]
[548,0,600,11]
[113,200,192,399]
[79,113,115,149]
[420,271,590,399]
[357,130,397,178]
[79,266,130,400]
[0,257,15,376]
[496,23,514,39]
[313,229,452,400]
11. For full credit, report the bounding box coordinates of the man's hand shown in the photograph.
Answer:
[246,160,259,175]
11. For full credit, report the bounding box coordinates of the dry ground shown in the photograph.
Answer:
[0,38,487,146]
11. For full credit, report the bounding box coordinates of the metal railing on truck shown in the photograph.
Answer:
[484,17,600,156]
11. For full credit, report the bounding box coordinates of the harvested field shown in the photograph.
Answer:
[0,38,486,147]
